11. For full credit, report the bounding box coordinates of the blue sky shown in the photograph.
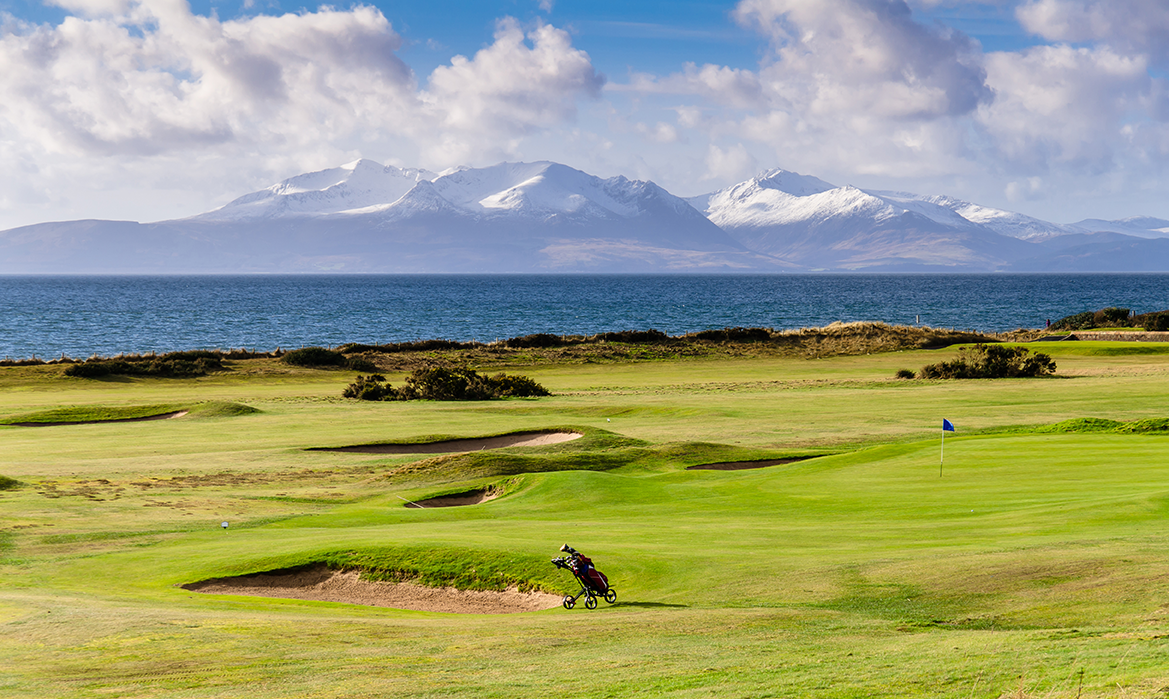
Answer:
[0,0,1167,229]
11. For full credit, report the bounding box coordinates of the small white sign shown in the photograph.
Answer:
[221,521,229,529]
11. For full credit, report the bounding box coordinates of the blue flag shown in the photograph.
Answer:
[942,419,955,432]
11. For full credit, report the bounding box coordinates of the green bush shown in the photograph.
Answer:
[895,368,916,379]
[282,347,378,371]
[503,333,563,349]
[341,374,398,400]
[281,347,347,367]
[598,329,670,344]
[919,344,1056,379]
[343,367,550,401]
[693,327,772,343]
[1094,307,1131,327]
[64,355,223,378]
[1050,311,1096,331]
[1140,312,1169,332]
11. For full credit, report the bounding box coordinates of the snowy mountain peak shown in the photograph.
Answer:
[194,160,438,221]
[423,161,665,218]
[753,168,836,197]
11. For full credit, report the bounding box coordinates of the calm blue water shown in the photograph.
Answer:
[1,274,1167,359]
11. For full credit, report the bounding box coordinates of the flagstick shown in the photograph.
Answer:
[940,427,945,478]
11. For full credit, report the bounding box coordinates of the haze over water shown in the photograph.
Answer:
[3,274,1167,359]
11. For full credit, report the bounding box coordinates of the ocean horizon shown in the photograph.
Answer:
[3,273,1167,359]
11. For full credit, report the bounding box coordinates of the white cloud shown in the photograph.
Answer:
[636,121,680,143]
[1018,0,1169,64]
[0,3,605,227]
[703,143,759,183]
[977,44,1153,172]
[1005,176,1044,202]
[625,63,764,109]
[0,1,416,157]
[735,0,991,120]
[421,18,605,164]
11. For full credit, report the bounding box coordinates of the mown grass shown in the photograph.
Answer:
[0,400,258,425]
[3,341,1169,697]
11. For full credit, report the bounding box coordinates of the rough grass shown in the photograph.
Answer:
[4,338,1169,698]
[340,322,999,372]
[1037,416,1169,433]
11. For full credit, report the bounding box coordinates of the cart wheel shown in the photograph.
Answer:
[562,596,575,610]
[604,589,617,604]
[584,595,598,610]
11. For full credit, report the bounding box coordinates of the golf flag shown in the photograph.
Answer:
[940,419,954,476]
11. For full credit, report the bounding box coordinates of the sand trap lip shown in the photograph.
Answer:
[687,456,819,471]
[312,430,582,454]
[405,487,500,508]
[9,411,188,427]
[182,566,561,614]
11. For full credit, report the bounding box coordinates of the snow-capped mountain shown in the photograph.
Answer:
[1069,216,1169,239]
[196,159,438,220]
[691,170,1037,270]
[2,159,1168,273]
[0,161,779,273]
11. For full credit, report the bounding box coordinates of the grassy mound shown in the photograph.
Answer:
[185,401,262,418]
[1037,417,1169,434]
[0,403,184,425]
[0,401,258,425]
[319,546,566,593]
[379,432,807,483]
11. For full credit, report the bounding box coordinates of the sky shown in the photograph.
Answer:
[1,0,1168,230]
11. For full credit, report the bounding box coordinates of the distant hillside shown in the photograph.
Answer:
[2,159,1167,273]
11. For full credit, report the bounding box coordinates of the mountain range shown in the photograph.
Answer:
[3,159,1168,273]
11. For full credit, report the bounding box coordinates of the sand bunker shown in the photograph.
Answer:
[406,487,499,508]
[313,430,582,455]
[182,566,561,614]
[687,456,818,471]
[11,411,188,427]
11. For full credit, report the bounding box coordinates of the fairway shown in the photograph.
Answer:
[3,342,1169,697]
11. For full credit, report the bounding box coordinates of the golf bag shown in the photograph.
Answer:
[551,544,616,610]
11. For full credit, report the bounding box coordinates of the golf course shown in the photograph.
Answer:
[3,331,1169,697]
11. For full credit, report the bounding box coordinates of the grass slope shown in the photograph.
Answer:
[2,341,1169,697]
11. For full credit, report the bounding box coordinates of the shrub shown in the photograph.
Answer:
[342,374,399,401]
[895,369,916,379]
[1050,311,1096,331]
[63,356,223,378]
[597,329,670,344]
[1094,307,1131,327]
[281,347,347,367]
[1139,312,1169,332]
[918,344,1056,379]
[343,367,550,401]
[692,327,772,343]
[503,333,564,349]
[486,372,553,397]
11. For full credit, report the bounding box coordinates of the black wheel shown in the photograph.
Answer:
[604,589,617,604]
[584,594,598,610]
[562,596,575,610]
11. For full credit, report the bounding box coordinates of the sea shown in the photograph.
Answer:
[2,274,1168,359]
